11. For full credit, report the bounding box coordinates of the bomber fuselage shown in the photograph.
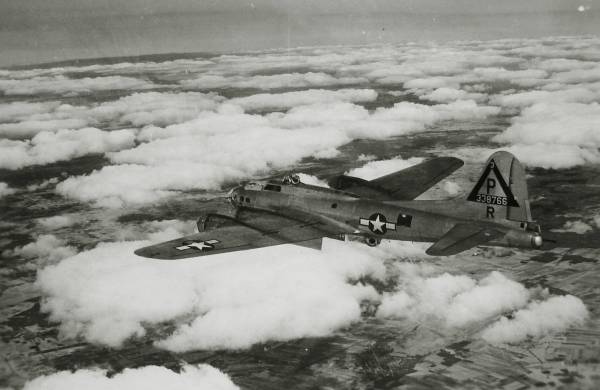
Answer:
[230,179,540,251]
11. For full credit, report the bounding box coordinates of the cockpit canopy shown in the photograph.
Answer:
[282,174,301,185]
[242,174,302,192]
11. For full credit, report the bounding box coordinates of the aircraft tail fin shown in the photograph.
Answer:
[466,151,533,223]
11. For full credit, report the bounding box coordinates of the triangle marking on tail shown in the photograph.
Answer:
[467,159,519,207]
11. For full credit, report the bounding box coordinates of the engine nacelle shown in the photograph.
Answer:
[365,237,381,247]
[196,204,238,232]
[504,228,543,250]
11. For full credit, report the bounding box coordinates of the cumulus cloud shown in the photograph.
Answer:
[37,214,78,230]
[472,67,548,87]
[3,35,599,208]
[0,75,155,96]
[3,234,77,265]
[57,98,500,207]
[377,267,589,343]
[346,156,424,180]
[90,92,224,127]
[0,182,17,198]
[481,295,589,344]
[0,118,90,139]
[492,102,600,168]
[0,101,61,122]
[0,128,136,170]
[26,177,59,191]
[181,72,367,90]
[551,220,594,234]
[37,239,383,350]
[22,364,239,390]
[296,173,330,187]
[491,85,600,109]
[377,271,529,328]
[0,92,225,140]
[442,181,461,196]
[228,88,377,111]
[420,87,487,103]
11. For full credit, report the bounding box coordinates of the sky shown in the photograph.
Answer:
[0,0,598,67]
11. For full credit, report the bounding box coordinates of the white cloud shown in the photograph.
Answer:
[551,220,594,234]
[377,271,529,328]
[36,239,383,350]
[0,118,90,139]
[357,154,376,161]
[37,214,78,230]
[90,92,224,127]
[296,173,330,187]
[492,102,600,168]
[228,88,377,111]
[5,36,600,208]
[551,66,600,84]
[0,75,155,96]
[58,99,500,207]
[481,295,589,344]
[0,128,136,170]
[535,58,597,73]
[491,87,598,108]
[0,182,17,198]
[0,92,223,139]
[421,87,487,103]
[181,72,367,90]
[22,364,239,390]
[377,266,589,344]
[3,234,77,265]
[26,177,59,191]
[346,156,423,180]
[472,67,548,87]
[442,181,461,196]
[593,214,600,229]
[0,101,61,122]
[136,219,197,243]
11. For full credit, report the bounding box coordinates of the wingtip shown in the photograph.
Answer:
[446,156,464,168]
[134,247,160,259]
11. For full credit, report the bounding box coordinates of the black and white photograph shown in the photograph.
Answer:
[1,1,599,389]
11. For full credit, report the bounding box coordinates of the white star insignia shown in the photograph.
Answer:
[369,215,386,233]
[176,239,219,251]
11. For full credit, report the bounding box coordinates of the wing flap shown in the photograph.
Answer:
[426,223,503,256]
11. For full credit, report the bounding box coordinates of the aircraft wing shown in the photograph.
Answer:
[134,208,344,260]
[370,157,464,200]
[328,157,463,201]
[426,223,503,256]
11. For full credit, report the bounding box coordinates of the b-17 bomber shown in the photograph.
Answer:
[135,151,546,259]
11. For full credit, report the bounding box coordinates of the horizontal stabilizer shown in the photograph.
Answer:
[371,157,464,200]
[329,157,463,200]
[426,223,503,256]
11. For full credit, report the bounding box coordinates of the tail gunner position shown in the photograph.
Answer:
[135,151,544,259]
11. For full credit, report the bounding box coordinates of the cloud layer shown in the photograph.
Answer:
[0,128,136,170]
[37,239,383,350]
[22,364,239,390]
[375,263,588,344]
[35,238,587,351]
[2,36,599,206]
